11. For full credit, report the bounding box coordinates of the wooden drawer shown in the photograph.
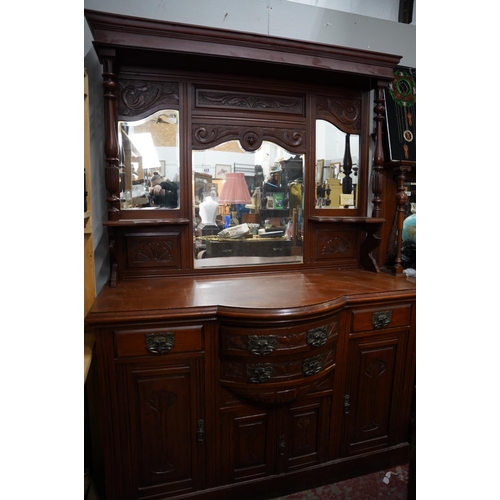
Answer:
[350,303,412,333]
[220,315,339,358]
[114,324,204,358]
[220,347,336,384]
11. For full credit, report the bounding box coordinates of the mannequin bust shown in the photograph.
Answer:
[198,187,220,235]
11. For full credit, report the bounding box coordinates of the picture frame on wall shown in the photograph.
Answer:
[316,159,324,184]
[330,162,341,179]
[215,164,232,179]
[193,165,215,177]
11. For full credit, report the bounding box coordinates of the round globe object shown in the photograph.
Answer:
[402,207,416,243]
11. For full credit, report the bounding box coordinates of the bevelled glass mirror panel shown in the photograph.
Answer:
[193,140,304,268]
[118,110,180,210]
[315,119,359,209]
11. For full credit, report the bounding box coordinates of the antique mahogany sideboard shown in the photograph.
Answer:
[84,10,416,500]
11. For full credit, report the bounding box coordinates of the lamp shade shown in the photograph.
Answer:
[218,173,252,204]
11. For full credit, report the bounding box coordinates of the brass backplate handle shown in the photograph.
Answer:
[372,310,392,329]
[248,335,277,356]
[302,355,323,376]
[306,325,328,348]
[145,332,176,354]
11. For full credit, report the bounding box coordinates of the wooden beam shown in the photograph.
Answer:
[398,0,414,24]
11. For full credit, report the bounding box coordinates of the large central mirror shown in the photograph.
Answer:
[193,140,304,268]
[315,120,359,209]
[118,110,180,210]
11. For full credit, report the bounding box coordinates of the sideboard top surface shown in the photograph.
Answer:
[85,269,415,324]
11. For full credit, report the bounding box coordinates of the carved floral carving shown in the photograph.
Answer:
[132,241,174,264]
[118,80,179,117]
[361,359,387,432]
[196,89,304,114]
[316,95,361,130]
[196,89,303,114]
[193,124,305,152]
[146,389,178,473]
[319,235,353,257]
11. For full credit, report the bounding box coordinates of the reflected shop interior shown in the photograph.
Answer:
[118,110,359,269]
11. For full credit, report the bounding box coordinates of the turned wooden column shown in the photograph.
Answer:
[101,50,120,221]
[393,164,411,274]
[371,83,387,219]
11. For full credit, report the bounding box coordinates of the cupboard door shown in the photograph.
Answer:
[341,331,408,457]
[121,358,204,499]
[282,395,331,473]
[220,405,277,484]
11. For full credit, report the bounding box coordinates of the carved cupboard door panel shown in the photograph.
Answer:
[341,331,408,457]
[220,405,277,484]
[281,395,331,473]
[120,358,205,499]
[219,395,331,482]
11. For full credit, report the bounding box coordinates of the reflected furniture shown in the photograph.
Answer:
[84,10,416,500]
[200,236,294,259]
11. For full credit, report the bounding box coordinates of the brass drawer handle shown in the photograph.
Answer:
[247,363,273,383]
[372,310,392,329]
[302,355,323,376]
[248,335,277,356]
[145,332,176,354]
[307,325,328,348]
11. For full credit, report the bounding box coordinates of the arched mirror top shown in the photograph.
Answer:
[118,109,180,210]
[315,119,359,210]
[117,79,180,122]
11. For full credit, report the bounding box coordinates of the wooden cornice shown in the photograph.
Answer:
[85,9,401,82]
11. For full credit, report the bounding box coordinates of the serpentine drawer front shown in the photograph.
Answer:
[220,315,339,357]
[349,303,412,333]
[114,324,204,358]
[219,315,338,404]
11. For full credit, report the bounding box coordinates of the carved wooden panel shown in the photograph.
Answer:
[221,408,276,483]
[118,79,180,119]
[313,228,358,262]
[125,232,182,269]
[316,95,362,134]
[342,332,407,457]
[284,399,328,472]
[195,88,304,115]
[129,361,202,496]
[192,123,305,153]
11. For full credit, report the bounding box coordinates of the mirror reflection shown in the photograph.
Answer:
[315,120,359,209]
[193,141,304,268]
[118,110,180,209]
